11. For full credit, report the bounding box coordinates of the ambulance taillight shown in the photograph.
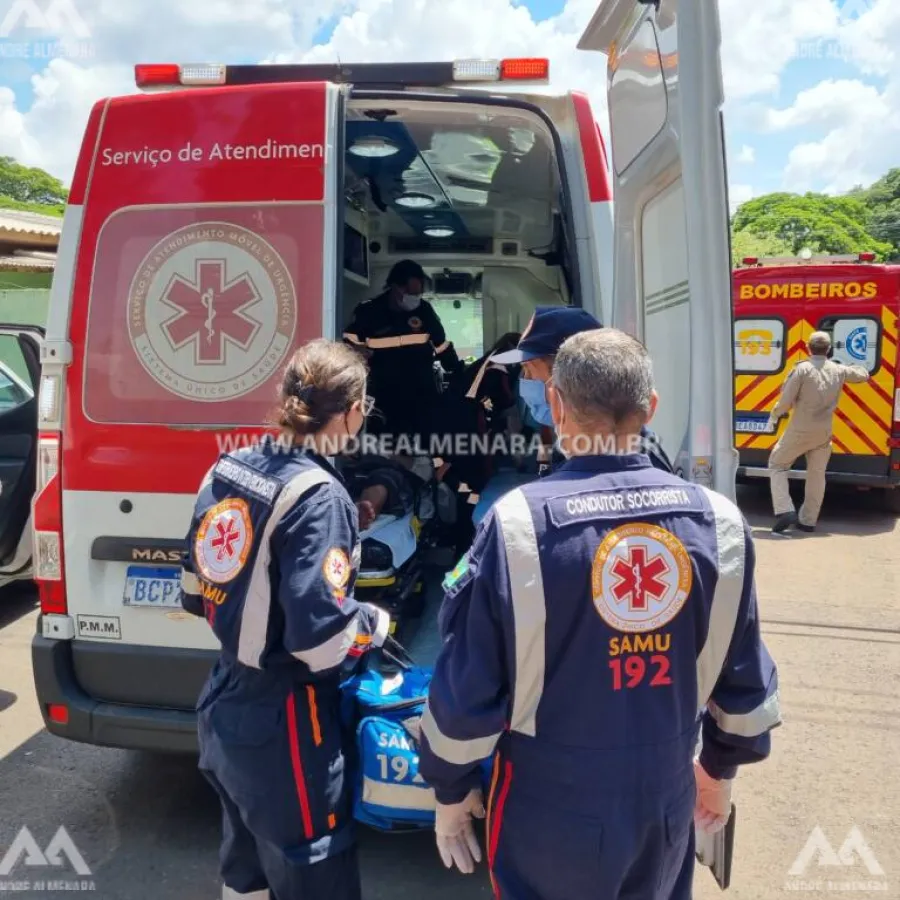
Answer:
[33,370,68,617]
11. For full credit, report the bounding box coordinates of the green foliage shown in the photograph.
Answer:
[730,229,794,266]
[731,192,892,259]
[0,157,68,216]
[732,169,900,264]
[0,195,65,217]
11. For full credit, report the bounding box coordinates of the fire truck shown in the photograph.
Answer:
[733,253,900,510]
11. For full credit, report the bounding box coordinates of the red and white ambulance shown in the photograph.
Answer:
[30,0,736,751]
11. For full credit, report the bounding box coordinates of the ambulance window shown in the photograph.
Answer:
[607,19,667,175]
[82,208,325,426]
[0,338,33,414]
[733,318,785,374]
[817,316,880,373]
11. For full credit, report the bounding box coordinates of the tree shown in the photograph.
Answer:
[730,229,794,266]
[0,157,68,214]
[852,168,900,258]
[731,192,892,259]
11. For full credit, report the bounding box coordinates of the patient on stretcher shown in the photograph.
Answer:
[347,453,431,531]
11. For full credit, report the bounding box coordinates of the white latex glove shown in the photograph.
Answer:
[766,415,778,432]
[694,759,733,835]
[435,789,485,874]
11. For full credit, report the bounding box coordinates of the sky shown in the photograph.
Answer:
[0,0,898,211]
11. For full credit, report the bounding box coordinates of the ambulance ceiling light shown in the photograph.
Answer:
[396,192,436,208]
[424,227,455,238]
[349,137,400,158]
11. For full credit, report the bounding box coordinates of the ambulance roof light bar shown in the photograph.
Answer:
[134,58,549,91]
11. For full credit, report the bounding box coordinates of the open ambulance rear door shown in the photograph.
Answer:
[578,0,737,500]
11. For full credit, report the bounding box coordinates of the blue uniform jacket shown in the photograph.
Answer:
[419,453,781,805]
[180,440,387,675]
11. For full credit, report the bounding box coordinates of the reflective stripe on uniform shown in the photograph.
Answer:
[433,340,451,354]
[494,488,546,737]
[696,487,746,708]
[222,888,270,899]
[366,333,431,349]
[237,468,333,668]
[343,332,365,346]
[708,693,782,737]
[419,703,503,765]
[180,570,202,595]
[292,613,362,672]
[362,776,436,811]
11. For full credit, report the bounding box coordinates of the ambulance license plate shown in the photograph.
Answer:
[123,566,181,608]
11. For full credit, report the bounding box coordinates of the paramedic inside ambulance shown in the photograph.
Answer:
[343,259,462,442]
[418,328,781,898]
[179,339,390,900]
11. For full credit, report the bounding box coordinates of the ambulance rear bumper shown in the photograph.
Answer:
[32,627,215,753]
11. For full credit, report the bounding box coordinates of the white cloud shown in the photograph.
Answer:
[0,0,896,203]
[729,184,756,213]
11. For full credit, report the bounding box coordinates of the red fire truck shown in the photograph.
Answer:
[733,252,900,510]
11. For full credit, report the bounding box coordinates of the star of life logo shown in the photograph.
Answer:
[784,826,888,892]
[0,826,96,892]
[128,222,297,402]
[591,523,692,633]
[0,1,94,61]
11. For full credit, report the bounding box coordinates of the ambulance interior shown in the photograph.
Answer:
[339,97,571,433]
[338,98,574,613]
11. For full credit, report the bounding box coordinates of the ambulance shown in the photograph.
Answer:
[733,253,900,510]
[29,0,736,751]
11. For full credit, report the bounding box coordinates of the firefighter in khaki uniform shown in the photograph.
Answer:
[418,329,781,899]
[767,331,869,534]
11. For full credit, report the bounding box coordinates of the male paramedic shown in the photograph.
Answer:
[418,328,782,899]
[491,305,676,475]
[343,259,462,444]
[767,330,869,534]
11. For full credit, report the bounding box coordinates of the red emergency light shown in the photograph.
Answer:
[741,257,759,266]
[859,252,876,262]
[501,58,550,80]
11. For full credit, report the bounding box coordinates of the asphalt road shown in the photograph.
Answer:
[1,480,898,899]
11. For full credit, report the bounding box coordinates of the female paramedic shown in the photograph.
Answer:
[179,338,391,900]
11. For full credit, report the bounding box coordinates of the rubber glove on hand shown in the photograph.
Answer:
[766,415,778,432]
[694,760,733,835]
[435,789,485,874]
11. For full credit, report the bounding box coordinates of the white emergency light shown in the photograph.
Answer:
[453,59,502,81]
[424,227,455,238]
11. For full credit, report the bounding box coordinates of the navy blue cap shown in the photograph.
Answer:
[491,306,601,364]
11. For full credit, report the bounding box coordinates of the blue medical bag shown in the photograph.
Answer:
[343,666,493,832]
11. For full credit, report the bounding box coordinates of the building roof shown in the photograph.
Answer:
[0,249,56,272]
[0,208,63,239]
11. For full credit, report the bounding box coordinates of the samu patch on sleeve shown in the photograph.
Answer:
[442,554,470,592]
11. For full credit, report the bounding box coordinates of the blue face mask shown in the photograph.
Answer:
[519,377,553,427]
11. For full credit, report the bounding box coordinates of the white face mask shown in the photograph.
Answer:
[398,293,421,311]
